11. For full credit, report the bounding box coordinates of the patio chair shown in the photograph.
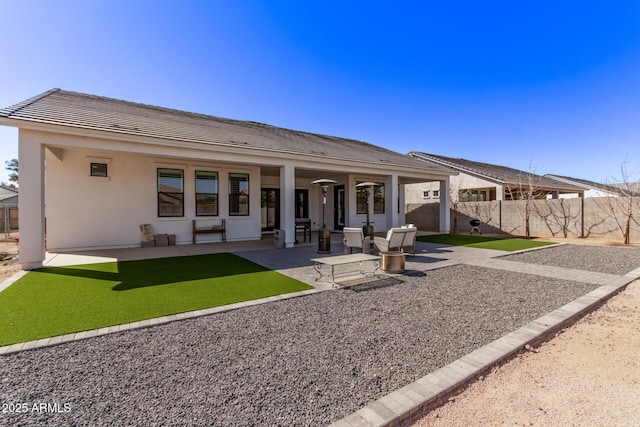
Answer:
[342,227,372,254]
[373,227,417,255]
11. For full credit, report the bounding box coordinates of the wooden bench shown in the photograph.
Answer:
[192,219,226,244]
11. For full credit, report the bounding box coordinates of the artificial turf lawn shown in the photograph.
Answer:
[416,234,557,251]
[0,253,312,346]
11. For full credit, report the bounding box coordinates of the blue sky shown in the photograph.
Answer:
[1,1,640,185]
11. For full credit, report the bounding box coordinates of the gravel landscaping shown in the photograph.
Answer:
[0,264,599,427]
[501,244,640,275]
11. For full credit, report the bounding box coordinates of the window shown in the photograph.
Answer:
[229,173,249,216]
[158,168,184,217]
[356,185,368,215]
[295,189,309,218]
[90,163,108,177]
[460,189,488,202]
[432,190,439,198]
[195,171,219,216]
[356,182,385,214]
[373,184,385,214]
[423,190,430,199]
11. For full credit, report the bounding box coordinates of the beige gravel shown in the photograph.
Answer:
[414,278,640,427]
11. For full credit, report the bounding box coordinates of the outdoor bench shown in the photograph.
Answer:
[192,219,226,244]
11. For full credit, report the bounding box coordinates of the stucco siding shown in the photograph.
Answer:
[45,146,262,251]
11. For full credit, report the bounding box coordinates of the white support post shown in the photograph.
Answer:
[387,174,399,228]
[398,182,406,226]
[280,164,296,248]
[439,179,451,233]
[18,134,46,269]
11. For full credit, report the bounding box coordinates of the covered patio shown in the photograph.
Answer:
[1,89,455,270]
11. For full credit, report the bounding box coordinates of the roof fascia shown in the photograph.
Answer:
[410,152,504,184]
[545,175,591,189]
[14,120,454,179]
[545,174,617,194]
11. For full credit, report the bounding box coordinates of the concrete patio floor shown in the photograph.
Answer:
[39,231,511,299]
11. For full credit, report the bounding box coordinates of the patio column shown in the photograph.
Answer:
[280,163,296,248]
[386,174,399,228]
[18,132,46,269]
[439,178,451,233]
[398,182,406,225]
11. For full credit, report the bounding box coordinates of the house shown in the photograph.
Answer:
[405,152,584,204]
[0,185,18,206]
[0,89,455,269]
[0,186,18,235]
[544,174,633,198]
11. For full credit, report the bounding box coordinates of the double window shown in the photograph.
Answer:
[356,182,385,215]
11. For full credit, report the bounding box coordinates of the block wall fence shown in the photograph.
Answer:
[406,197,640,244]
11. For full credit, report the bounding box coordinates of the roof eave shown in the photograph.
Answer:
[3,116,454,178]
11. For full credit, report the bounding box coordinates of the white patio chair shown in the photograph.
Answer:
[374,227,417,255]
[342,227,372,254]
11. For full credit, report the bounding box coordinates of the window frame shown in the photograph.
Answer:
[157,168,184,217]
[356,181,385,215]
[373,184,385,214]
[195,170,219,217]
[90,162,108,177]
[229,172,250,216]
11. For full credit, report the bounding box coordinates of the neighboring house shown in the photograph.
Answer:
[0,186,18,234]
[0,89,455,269]
[0,185,18,206]
[544,174,634,198]
[405,152,584,204]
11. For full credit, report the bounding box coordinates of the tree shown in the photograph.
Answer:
[532,198,580,238]
[503,167,545,238]
[4,159,18,188]
[597,160,640,245]
[448,176,466,233]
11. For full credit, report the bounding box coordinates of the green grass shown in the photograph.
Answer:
[416,234,557,251]
[0,253,312,346]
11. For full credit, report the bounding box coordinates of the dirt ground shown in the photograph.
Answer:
[415,272,640,425]
[0,235,20,282]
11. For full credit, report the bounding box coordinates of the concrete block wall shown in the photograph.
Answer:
[406,197,640,244]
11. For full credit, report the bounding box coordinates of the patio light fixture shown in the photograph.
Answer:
[312,178,337,253]
[356,181,379,238]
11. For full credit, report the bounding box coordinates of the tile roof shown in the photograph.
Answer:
[0,193,18,202]
[545,174,637,196]
[0,186,18,195]
[1,89,452,174]
[409,152,584,193]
